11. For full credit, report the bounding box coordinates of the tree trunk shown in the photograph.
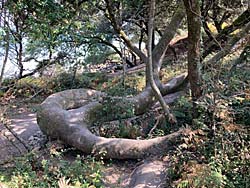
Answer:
[17,35,24,79]
[152,4,185,74]
[183,0,202,117]
[0,26,9,87]
[148,0,176,123]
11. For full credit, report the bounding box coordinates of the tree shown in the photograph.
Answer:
[183,0,202,117]
[147,0,176,123]
[37,1,190,160]
[102,0,187,121]
[0,0,10,86]
[37,0,250,159]
[201,0,249,59]
[1,0,79,79]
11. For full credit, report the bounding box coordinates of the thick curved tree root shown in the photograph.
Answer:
[37,74,188,159]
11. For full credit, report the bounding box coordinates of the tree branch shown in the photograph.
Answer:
[152,4,186,72]
[148,0,176,123]
[20,52,68,79]
[91,36,123,57]
[103,0,148,63]
[205,22,250,66]
[202,9,250,58]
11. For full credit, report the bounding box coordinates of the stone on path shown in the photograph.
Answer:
[127,160,168,188]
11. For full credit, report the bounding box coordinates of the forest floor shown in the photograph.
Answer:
[0,100,40,163]
[0,98,168,188]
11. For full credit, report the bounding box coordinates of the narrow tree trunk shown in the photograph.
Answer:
[17,42,24,79]
[152,5,185,74]
[0,25,9,87]
[148,0,176,123]
[139,25,144,51]
[183,0,202,117]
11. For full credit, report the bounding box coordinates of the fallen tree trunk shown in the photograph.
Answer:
[37,74,188,159]
[107,63,146,78]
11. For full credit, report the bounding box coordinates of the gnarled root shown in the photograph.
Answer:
[37,74,188,159]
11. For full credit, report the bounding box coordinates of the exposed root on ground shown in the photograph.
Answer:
[37,73,189,187]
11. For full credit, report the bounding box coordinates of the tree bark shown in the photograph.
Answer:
[16,32,24,79]
[183,0,202,115]
[152,4,185,73]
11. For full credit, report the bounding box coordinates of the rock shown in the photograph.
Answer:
[28,130,48,150]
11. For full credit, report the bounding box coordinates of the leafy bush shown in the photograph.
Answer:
[97,96,135,123]
[231,97,250,125]
[47,72,108,92]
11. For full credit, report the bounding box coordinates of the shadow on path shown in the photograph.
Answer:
[0,112,40,164]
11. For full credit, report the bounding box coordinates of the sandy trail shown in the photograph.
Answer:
[0,112,40,163]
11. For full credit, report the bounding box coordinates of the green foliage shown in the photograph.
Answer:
[84,46,115,65]
[0,90,5,97]
[169,123,249,188]
[0,77,50,99]
[173,96,193,122]
[90,75,141,123]
[49,72,108,92]
[169,58,250,188]
[231,97,250,125]
[105,81,138,97]
[175,164,226,188]
[97,96,135,122]
[1,151,103,188]
[211,128,250,188]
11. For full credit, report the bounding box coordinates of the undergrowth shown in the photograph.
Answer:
[168,56,250,188]
[0,146,104,188]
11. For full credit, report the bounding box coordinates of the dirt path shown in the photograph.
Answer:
[0,111,40,164]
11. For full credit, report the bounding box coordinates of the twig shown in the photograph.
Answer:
[1,129,23,154]
[2,122,30,152]
[148,114,164,136]
[22,88,45,102]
